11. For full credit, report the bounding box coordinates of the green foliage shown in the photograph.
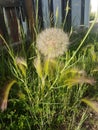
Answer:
[0,14,98,130]
[90,12,96,21]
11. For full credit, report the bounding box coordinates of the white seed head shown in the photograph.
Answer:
[36,28,69,58]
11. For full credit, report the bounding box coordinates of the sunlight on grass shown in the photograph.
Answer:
[0,1,98,130]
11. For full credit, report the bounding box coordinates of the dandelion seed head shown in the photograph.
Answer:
[36,28,69,58]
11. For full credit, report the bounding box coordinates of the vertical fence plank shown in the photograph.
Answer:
[48,0,54,26]
[4,8,19,42]
[84,0,90,27]
[81,0,85,24]
[3,8,10,35]
[53,0,62,27]
[41,0,50,28]
[62,0,71,31]
[71,0,81,27]
[0,7,8,45]
[24,0,35,39]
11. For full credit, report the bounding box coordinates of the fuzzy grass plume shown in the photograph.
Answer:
[82,99,98,113]
[0,80,16,112]
[15,57,27,77]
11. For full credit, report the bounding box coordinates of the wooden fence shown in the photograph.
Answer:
[0,0,90,46]
[0,0,26,45]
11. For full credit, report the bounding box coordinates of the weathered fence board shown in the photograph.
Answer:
[24,0,35,38]
[71,0,90,28]
[36,0,71,29]
[84,0,90,27]
[0,6,8,45]
[53,0,62,27]
[0,0,21,7]
[4,8,19,42]
[42,0,50,28]
[0,0,38,47]
[71,0,81,27]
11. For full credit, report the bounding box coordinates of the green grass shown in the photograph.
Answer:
[0,26,98,130]
[0,4,98,130]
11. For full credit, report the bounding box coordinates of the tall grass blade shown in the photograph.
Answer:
[61,17,97,73]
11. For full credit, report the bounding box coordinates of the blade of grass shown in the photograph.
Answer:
[61,16,97,73]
